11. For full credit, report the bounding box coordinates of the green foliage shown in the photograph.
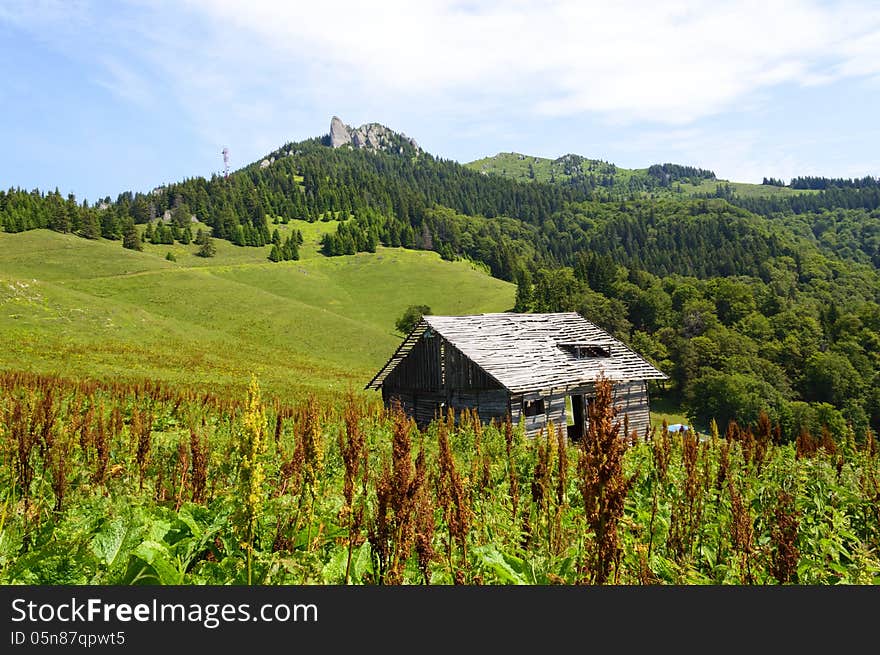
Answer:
[149,222,174,245]
[516,213,880,437]
[196,237,216,258]
[802,352,864,406]
[121,219,142,251]
[685,371,785,430]
[235,376,267,583]
[268,230,301,262]
[395,304,431,335]
[170,205,191,228]
[2,374,877,586]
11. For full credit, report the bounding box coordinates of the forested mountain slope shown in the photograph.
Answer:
[2,118,878,439]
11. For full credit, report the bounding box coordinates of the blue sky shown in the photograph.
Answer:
[2,0,879,202]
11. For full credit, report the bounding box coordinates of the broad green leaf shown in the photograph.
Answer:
[90,517,136,569]
[474,544,529,585]
[131,540,183,585]
[320,547,347,584]
[351,542,373,584]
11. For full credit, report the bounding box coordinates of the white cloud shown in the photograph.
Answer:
[175,0,880,124]
[2,0,879,182]
[6,0,880,129]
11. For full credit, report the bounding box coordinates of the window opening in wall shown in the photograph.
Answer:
[523,398,545,417]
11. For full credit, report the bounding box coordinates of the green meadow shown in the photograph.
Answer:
[466,152,817,199]
[675,179,818,197]
[0,224,514,400]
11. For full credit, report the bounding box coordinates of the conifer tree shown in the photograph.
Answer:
[197,236,216,257]
[122,219,143,251]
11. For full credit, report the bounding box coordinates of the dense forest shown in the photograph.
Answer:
[2,130,878,442]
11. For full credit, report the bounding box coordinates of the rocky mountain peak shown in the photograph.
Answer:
[328,116,421,155]
[330,116,351,148]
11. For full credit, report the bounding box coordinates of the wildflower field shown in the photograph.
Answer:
[1,371,878,585]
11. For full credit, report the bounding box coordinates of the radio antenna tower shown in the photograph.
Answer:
[222,147,230,179]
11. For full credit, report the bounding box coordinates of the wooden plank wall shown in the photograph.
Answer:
[613,381,651,438]
[512,382,650,439]
[384,390,510,429]
[383,390,446,427]
[509,394,522,424]
[522,413,546,436]
[448,390,509,424]
[384,336,502,394]
[546,395,566,433]
[518,393,566,438]
[382,334,442,391]
[383,336,508,428]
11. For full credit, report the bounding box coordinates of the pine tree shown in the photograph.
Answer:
[170,204,191,228]
[284,235,300,260]
[197,236,217,258]
[131,195,152,224]
[100,206,121,240]
[80,210,101,240]
[122,219,143,251]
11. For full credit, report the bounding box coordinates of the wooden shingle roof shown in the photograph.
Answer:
[367,312,667,394]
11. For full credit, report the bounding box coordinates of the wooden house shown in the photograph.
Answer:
[366,312,668,439]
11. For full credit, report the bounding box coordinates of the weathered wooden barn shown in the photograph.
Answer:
[366,312,668,439]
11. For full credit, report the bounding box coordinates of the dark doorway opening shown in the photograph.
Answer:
[567,394,585,441]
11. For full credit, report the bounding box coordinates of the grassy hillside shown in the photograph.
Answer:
[676,179,817,197]
[0,226,514,399]
[467,152,622,185]
[466,151,816,198]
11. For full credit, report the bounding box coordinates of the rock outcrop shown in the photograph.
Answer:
[328,116,421,155]
[330,116,351,148]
